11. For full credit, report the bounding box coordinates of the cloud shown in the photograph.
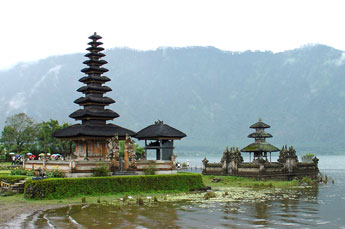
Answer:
[334,53,345,66]
[30,65,62,95]
[8,92,26,111]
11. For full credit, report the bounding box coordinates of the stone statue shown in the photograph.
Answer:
[278,145,288,163]
[124,135,136,170]
[107,134,120,169]
[202,157,209,166]
[230,147,243,164]
[107,134,119,160]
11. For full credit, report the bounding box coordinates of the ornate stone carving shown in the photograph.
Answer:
[202,157,209,166]
[107,134,119,160]
[229,147,243,164]
[279,145,298,164]
[125,135,136,170]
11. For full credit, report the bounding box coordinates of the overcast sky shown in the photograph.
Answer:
[1,0,345,70]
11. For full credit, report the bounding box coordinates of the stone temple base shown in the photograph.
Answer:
[23,159,176,177]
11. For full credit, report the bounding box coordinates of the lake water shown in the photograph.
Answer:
[6,155,345,228]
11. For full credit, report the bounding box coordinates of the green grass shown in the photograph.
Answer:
[0,170,11,174]
[202,175,299,188]
[0,162,11,166]
[0,190,182,206]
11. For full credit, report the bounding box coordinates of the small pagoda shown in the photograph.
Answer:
[53,33,136,161]
[136,120,186,160]
[241,118,280,162]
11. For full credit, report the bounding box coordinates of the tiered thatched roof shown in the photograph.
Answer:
[54,33,135,140]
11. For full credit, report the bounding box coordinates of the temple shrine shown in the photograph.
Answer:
[136,120,186,160]
[202,119,319,180]
[24,33,182,176]
[53,33,136,161]
[240,118,280,162]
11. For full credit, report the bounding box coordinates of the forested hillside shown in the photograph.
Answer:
[1,45,345,154]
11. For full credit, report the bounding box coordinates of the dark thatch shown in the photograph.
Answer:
[77,85,112,93]
[74,96,115,105]
[136,120,186,140]
[241,142,280,152]
[250,121,270,129]
[83,59,108,66]
[89,33,102,40]
[53,124,136,139]
[81,66,108,74]
[79,75,110,83]
[69,109,119,119]
[85,52,105,58]
[86,46,105,52]
[248,132,273,138]
[87,41,103,46]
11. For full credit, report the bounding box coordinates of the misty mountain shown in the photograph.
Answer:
[1,45,345,154]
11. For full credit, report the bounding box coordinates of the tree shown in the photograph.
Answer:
[135,143,145,160]
[0,113,38,154]
[37,119,71,155]
[118,140,145,159]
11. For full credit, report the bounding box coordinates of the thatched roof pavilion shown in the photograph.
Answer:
[241,118,279,162]
[136,120,186,160]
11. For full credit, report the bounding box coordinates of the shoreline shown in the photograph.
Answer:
[0,175,305,227]
[0,202,68,228]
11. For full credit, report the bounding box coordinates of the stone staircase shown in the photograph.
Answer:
[112,171,137,176]
[0,178,27,193]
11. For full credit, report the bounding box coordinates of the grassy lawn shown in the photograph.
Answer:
[0,170,11,174]
[0,190,177,206]
[202,175,299,188]
[0,162,11,166]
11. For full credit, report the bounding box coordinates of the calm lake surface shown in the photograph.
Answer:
[8,155,345,228]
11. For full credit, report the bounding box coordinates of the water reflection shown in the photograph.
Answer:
[12,170,345,228]
[23,203,181,229]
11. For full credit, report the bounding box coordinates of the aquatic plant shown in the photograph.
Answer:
[137,197,144,205]
[301,176,315,186]
[204,191,216,200]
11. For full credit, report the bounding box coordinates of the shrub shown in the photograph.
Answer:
[46,169,65,178]
[92,166,110,177]
[0,175,27,184]
[143,163,156,175]
[26,170,36,176]
[10,169,27,176]
[24,173,205,199]
[302,153,315,163]
[301,176,315,185]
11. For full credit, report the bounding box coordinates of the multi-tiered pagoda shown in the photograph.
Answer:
[54,33,136,160]
[241,118,280,162]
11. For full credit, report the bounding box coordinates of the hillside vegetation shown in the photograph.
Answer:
[1,45,345,153]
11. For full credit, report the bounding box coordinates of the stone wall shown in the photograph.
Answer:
[24,159,177,177]
[202,146,319,180]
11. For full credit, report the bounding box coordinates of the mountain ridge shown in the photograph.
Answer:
[0,44,344,154]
